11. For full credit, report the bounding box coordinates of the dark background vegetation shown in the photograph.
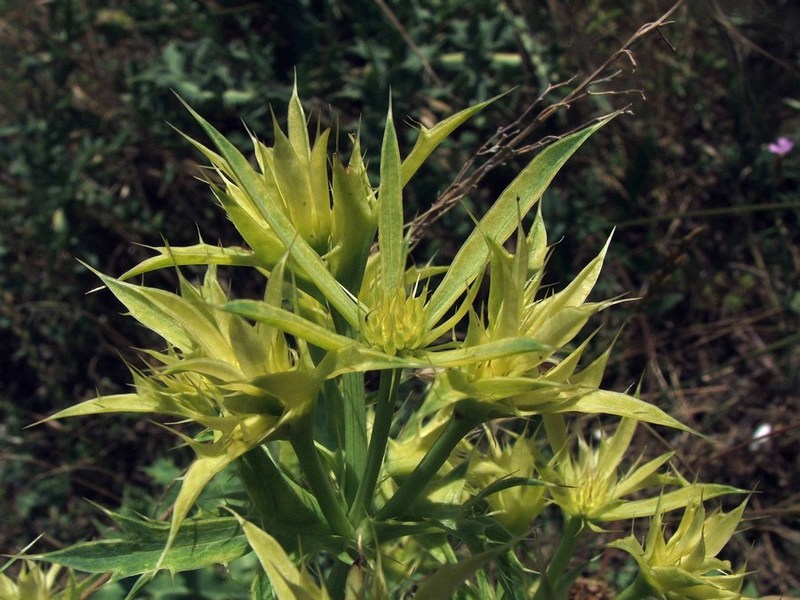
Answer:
[1,0,798,596]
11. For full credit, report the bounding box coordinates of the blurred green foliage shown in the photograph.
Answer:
[1,0,799,595]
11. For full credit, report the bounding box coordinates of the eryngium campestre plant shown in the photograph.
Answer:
[30,84,751,599]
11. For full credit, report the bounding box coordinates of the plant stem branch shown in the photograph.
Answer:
[291,416,354,539]
[532,515,584,600]
[350,369,400,523]
[332,311,368,506]
[376,409,479,520]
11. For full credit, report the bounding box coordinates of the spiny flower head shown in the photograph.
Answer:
[609,498,751,599]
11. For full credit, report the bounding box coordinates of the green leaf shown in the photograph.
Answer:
[39,390,186,424]
[233,515,331,600]
[598,483,747,521]
[425,114,619,329]
[533,388,697,434]
[85,263,234,362]
[597,418,638,482]
[213,187,289,266]
[378,101,404,292]
[331,146,377,294]
[524,236,613,335]
[314,344,422,379]
[271,115,322,252]
[400,92,506,186]
[119,244,266,280]
[612,452,675,499]
[704,499,748,557]
[222,300,353,351]
[420,337,551,368]
[465,476,549,510]
[446,373,561,403]
[238,447,328,540]
[287,79,311,162]
[31,513,248,579]
[163,447,242,567]
[414,547,505,600]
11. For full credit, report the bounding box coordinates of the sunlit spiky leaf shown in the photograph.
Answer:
[233,514,331,600]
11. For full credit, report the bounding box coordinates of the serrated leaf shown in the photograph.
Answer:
[39,392,183,424]
[222,300,353,351]
[238,447,328,538]
[85,263,233,362]
[530,388,696,434]
[31,515,248,579]
[330,152,377,294]
[704,499,748,557]
[524,235,613,335]
[420,337,551,368]
[119,244,266,280]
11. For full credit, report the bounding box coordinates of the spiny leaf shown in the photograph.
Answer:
[178,97,363,327]
[378,100,404,293]
[38,392,184,424]
[222,300,353,351]
[425,114,619,329]
[119,244,265,280]
[414,547,506,600]
[400,92,507,186]
[419,337,551,368]
[233,514,331,600]
[84,262,233,362]
[598,483,748,522]
[534,388,697,434]
[30,515,247,579]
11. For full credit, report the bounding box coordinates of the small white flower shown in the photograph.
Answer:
[749,423,772,450]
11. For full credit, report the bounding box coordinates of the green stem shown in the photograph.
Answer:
[290,416,355,539]
[326,559,351,600]
[349,369,400,523]
[532,515,583,600]
[376,409,479,520]
[331,311,368,505]
[615,574,653,600]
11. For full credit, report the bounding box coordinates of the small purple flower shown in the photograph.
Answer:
[767,136,794,156]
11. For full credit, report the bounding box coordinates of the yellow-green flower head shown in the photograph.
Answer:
[362,285,427,355]
[438,208,618,408]
[47,260,322,563]
[0,561,66,600]
[470,209,614,382]
[549,438,618,519]
[177,81,378,299]
[610,498,750,599]
[385,409,453,478]
[468,430,546,535]
[540,418,673,525]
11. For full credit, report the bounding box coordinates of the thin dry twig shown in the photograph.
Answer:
[711,6,800,80]
[407,0,687,245]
